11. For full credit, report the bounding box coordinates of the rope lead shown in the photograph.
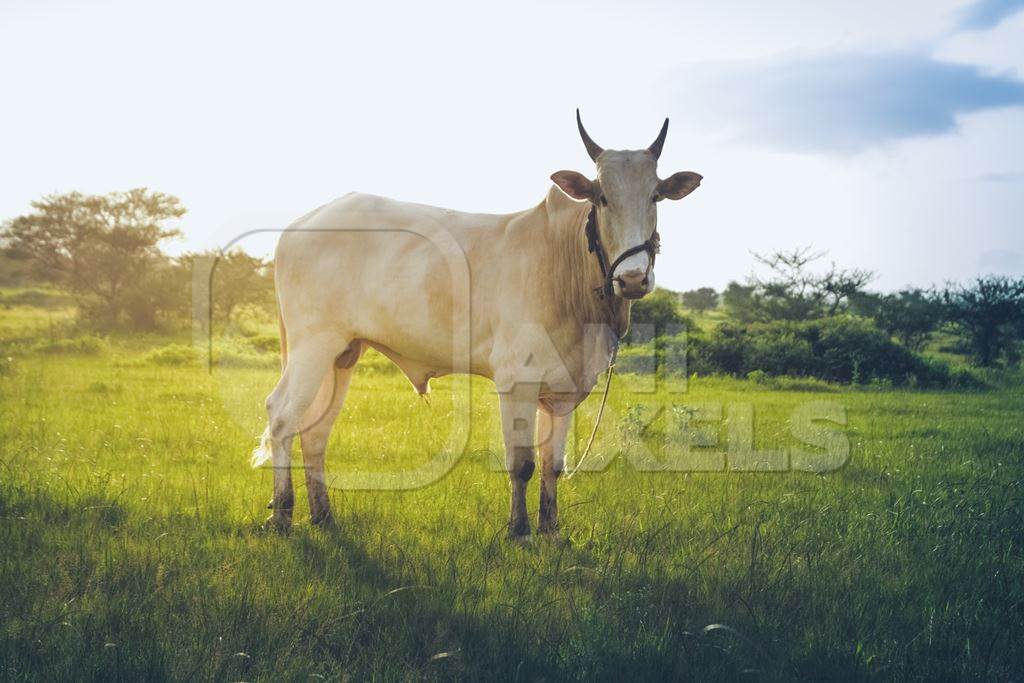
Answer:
[565,344,618,480]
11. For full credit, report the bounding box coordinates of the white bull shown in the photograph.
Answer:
[253,111,702,536]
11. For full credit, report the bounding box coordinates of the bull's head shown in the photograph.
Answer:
[551,110,702,299]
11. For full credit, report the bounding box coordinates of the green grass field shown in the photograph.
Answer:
[2,316,1024,680]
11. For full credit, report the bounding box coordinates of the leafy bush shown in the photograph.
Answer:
[143,344,199,366]
[0,288,74,308]
[616,334,689,376]
[698,317,958,386]
[246,335,280,354]
[135,341,277,369]
[746,369,768,384]
[32,335,109,355]
[621,316,979,388]
[624,289,694,343]
[212,348,278,369]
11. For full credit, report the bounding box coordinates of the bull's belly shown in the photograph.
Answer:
[353,334,600,413]
[362,338,465,394]
[337,322,493,396]
[339,326,604,410]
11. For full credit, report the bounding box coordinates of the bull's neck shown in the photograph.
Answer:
[542,187,630,337]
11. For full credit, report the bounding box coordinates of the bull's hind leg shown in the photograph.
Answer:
[299,352,360,526]
[261,336,347,532]
[537,408,571,535]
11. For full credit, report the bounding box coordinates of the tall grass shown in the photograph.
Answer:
[1,343,1022,679]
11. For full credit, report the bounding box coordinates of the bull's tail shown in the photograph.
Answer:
[277,299,288,371]
[251,426,273,467]
[250,300,288,468]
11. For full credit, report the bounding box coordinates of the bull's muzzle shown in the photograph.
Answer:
[616,269,651,299]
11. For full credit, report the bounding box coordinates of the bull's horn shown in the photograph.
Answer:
[648,118,669,160]
[576,109,604,162]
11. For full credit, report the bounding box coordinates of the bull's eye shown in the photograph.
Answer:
[600,195,608,207]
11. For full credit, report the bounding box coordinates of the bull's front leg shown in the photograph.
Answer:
[498,384,540,538]
[537,408,571,535]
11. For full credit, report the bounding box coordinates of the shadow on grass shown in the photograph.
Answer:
[3,459,1022,680]
[268,509,812,681]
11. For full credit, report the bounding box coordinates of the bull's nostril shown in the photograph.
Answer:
[641,277,649,288]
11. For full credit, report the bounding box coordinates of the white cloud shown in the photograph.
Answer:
[675,51,1024,154]
[954,0,1024,31]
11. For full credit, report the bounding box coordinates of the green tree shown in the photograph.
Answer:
[942,276,1024,366]
[722,247,874,323]
[847,291,883,319]
[750,247,874,320]
[180,249,275,325]
[872,288,946,352]
[1,189,184,328]
[121,260,191,330]
[625,288,690,343]
[818,262,876,316]
[722,281,760,323]
[681,287,719,312]
[750,246,824,320]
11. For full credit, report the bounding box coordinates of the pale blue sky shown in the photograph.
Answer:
[1,0,1022,291]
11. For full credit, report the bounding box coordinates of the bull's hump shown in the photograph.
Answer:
[337,192,514,223]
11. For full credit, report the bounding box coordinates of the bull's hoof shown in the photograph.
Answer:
[262,513,292,534]
[537,521,562,537]
[310,510,335,528]
[507,517,531,540]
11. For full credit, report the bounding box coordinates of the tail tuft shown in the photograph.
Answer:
[251,427,273,467]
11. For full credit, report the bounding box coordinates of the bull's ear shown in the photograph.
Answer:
[551,170,594,201]
[657,172,702,200]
